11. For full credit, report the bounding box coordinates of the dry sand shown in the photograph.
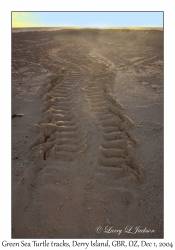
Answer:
[12,28,163,238]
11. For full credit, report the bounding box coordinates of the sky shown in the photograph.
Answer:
[12,12,163,28]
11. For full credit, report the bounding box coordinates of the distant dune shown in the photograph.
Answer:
[12,26,163,33]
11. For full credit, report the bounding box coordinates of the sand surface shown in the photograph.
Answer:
[12,29,163,238]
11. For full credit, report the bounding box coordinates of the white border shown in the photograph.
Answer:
[1,0,175,247]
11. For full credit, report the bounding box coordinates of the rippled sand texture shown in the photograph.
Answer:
[12,29,163,238]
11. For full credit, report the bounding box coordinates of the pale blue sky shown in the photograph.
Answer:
[12,12,163,28]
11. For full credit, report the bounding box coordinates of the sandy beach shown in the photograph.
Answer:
[12,28,163,238]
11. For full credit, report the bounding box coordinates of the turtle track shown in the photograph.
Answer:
[30,71,87,162]
[83,57,144,181]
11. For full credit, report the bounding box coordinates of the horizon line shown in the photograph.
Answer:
[12,26,163,29]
